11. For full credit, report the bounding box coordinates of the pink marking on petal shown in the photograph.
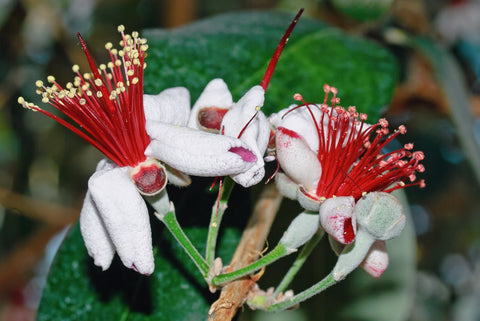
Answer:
[343,217,355,244]
[229,146,257,162]
[198,106,229,131]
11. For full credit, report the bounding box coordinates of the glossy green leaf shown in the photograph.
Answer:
[144,11,397,121]
[37,220,240,321]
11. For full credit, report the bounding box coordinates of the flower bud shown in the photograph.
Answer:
[355,192,405,241]
[319,196,356,244]
[360,240,389,278]
[279,212,319,252]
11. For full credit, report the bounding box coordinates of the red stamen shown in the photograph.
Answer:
[21,27,150,168]
[260,8,304,91]
[281,86,425,201]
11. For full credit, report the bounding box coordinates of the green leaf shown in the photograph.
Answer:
[144,10,397,121]
[37,220,240,321]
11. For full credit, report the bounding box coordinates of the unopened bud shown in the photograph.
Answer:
[360,240,389,278]
[355,192,405,241]
[279,212,319,252]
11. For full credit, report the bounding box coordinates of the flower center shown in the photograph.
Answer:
[197,106,229,132]
[130,159,167,196]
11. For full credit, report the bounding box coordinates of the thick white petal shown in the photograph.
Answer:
[145,120,256,176]
[187,79,233,129]
[275,172,299,200]
[89,166,154,275]
[143,87,191,126]
[79,191,115,271]
[319,196,356,244]
[221,88,268,187]
[276,127,321,192]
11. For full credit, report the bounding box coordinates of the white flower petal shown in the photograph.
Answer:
[319,196,356,244]
[145,120,256,176]
[143,87,191,126]
[221,86,268,187]
[275,172,299,200]
[88,166,154,275]
[188,79,233,129]
[79,191,115,271]
[276,126,321,192]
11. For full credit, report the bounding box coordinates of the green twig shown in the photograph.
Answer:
[211,244,288,287]
[267,273,337,311]
[273,231,324,297]
[155,210,210,278]
[205,177,235,265]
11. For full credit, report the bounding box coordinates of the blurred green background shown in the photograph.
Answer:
[1,0,480,320]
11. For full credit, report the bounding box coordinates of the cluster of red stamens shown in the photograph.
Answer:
[18,25,149,168]
[285,84,425,201]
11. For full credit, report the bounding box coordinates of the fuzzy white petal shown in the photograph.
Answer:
[188,79,233,129]
[319,196,356,244]
[221,86,268,186]
[88,166,154,275]
[275,172,299,200]
[143,87,191,126]
[276,127,321,192]
[145,120,256,176]
[79,191,115,271]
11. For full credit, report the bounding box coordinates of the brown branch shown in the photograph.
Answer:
[208,183,283,321]
[0,187,79,226]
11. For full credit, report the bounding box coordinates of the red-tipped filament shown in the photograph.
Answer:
[282,85,426,201]
[18,25,150,168]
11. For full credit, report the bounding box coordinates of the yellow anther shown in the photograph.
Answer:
[97,91,103,98]
[79,98,86,105]
[47,75,55,83]
[132,31,139,38]
[140,45,148,52]
[107,62,114,69]
[94,79,103,86]
[72,64,80,73]
[81,84,90,91]
[17,97,25,104]
[133,58,140,66]
[86,90,92,96]
[132,77,138,84]
[35,80,43,87]
[36,89,42,95]
[66,82,73,89]
[99,64,106,70]
[143,63,147,69]
[105,42,113,50]
[116,81,124,87]
[117,25,125,32]
[84,73,91,80]
[115,59,122,67]
[118,50,125,57]
[111,48,118,55]
[42,97,49,103]
[127,69,134,76]
[125,61,131,67]
[255,106,261,111]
